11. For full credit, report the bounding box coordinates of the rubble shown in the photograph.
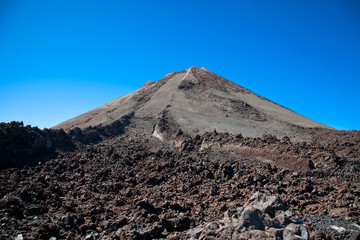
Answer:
[186,192,309,239]
[0,122,359,239]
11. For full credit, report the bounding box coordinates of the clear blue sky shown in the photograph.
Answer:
[1,0,359,130]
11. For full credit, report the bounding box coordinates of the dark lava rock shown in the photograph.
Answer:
[303,214,360,240]
[0,125,359,239]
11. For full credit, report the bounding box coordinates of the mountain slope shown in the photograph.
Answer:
[1,68,359,240]
[53,67,331,141]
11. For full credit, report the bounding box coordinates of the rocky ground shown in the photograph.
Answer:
[0,123,359,239]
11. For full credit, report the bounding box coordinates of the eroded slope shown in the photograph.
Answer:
[53,67,331,142]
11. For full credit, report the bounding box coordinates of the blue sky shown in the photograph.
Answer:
[0,0,359,130]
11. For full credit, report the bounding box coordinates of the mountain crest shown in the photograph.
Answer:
[178,67,200,90]
[53,67,331,141]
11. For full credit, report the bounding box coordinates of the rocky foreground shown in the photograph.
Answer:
[0,122,360,239]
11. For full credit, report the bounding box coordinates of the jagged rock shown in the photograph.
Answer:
[186,192,309,240]
[14,234,24,240]
[0,124,359,239]
[0,121,74,169]
[0,113,133,169]
[85,231,100,240]
[303,214,360,240]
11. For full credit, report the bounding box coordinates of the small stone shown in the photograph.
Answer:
[285,210,294,217]
[224,209,236,219]
[186,227,203,239]
[85,231,100,240]
[330,225,346,233]
[206,222,219,230]
[175,216,191,231]
[285,223,301,236]
[15,234,24,240]
[236,207,244,215]
[240,207,265,230]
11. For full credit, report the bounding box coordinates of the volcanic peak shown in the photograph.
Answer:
[53,67,331,141]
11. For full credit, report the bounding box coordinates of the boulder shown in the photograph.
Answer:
[186,192,309,239]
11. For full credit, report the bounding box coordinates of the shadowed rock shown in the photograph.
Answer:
[186,192,309,240]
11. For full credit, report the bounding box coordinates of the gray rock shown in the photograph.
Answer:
[186,228,203,239]
[239,207,265,230]
[15,234,24,240]
[85,231,100,240]
[185,192,309,239]
[206,221,220,230]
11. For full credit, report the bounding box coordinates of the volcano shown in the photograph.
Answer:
[1,67,359,240]
[53,66,330,142]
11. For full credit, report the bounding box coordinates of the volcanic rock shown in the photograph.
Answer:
[1,67,359,239]
[186,192,309,239]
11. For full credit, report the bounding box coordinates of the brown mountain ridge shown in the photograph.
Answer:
[53,66,331,142]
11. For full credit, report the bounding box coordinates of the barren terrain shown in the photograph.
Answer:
[1,67,359,239]
[1,121,359,239]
